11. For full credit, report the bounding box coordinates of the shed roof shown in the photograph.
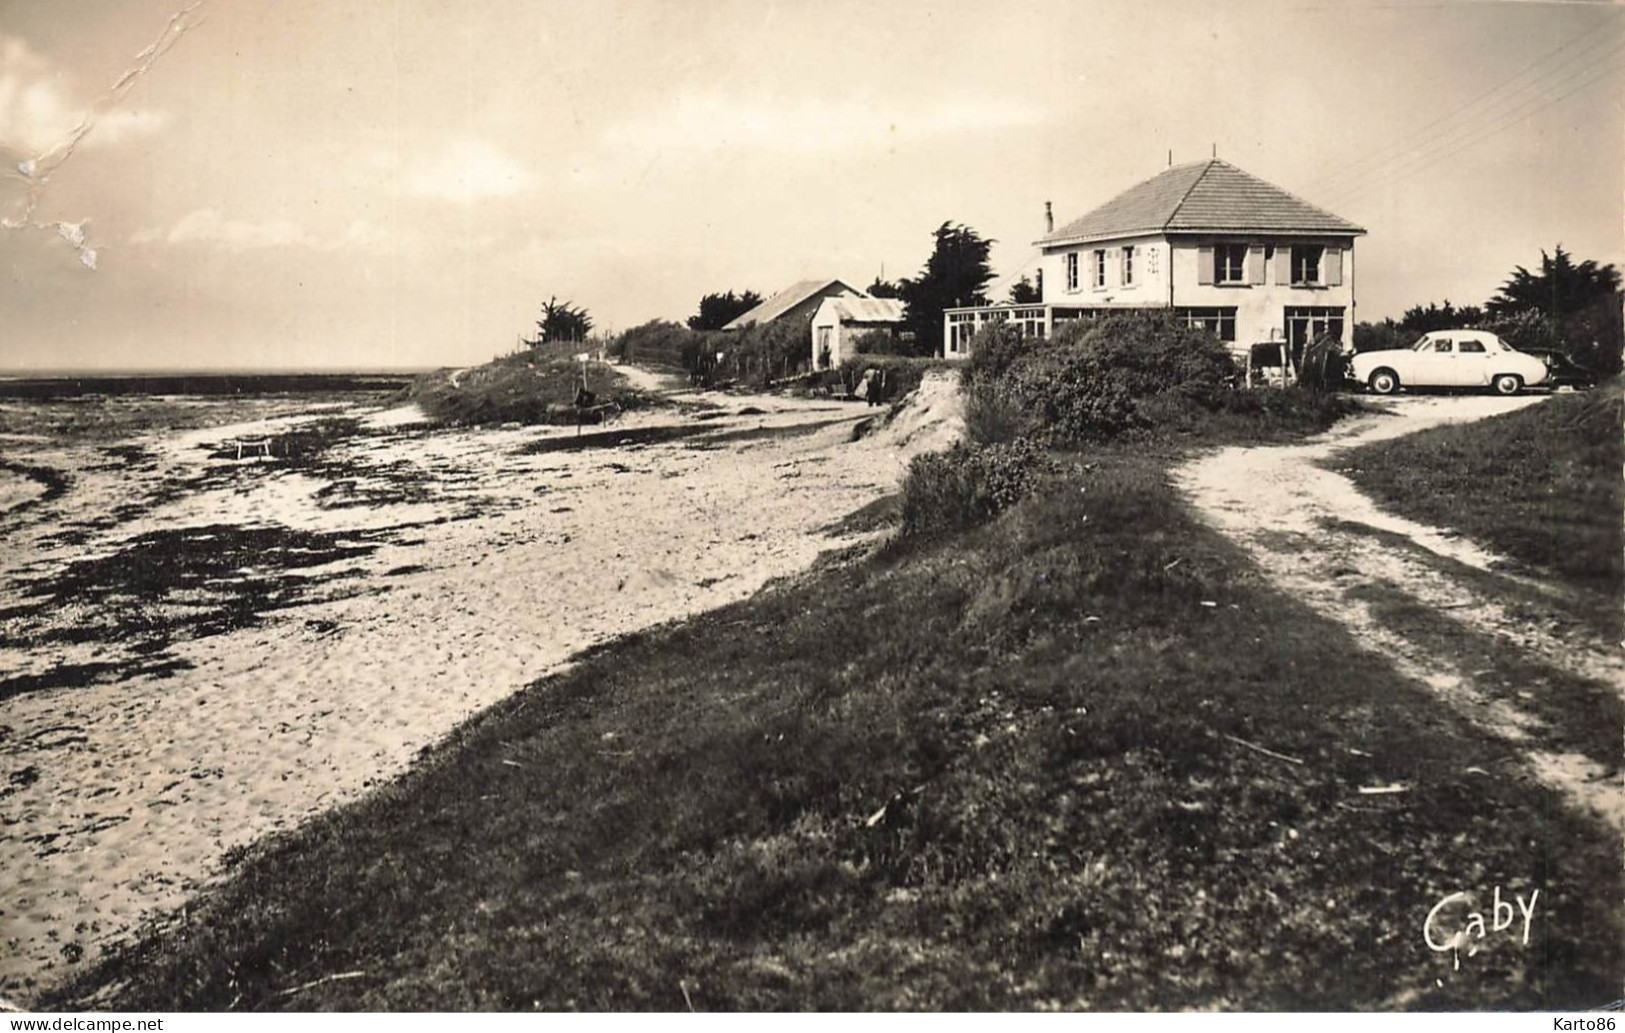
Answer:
[1039,160,1364,247]
[820,296,906,323]
[722,278,862,330]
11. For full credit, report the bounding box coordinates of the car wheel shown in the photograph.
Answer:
[1368,369,1400,395]
[1491,374,1522,396]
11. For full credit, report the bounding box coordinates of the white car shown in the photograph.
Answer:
[1350,330,1548,396]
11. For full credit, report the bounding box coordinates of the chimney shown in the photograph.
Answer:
[1044,201,1053,234]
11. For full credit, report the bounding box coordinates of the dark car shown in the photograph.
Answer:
[1518,348,1600,390]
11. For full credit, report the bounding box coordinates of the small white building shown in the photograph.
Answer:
[944,159,1365,372]
[810,296,907,370]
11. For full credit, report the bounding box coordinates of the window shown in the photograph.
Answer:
[1093,249,1107,288]
[1216,244,1247,284]
[1064,252,1079,292]
[945,311,981,355]
[1459,339,1486,354]
[1291,245,1324,285]
[1176,307,1237,342]
[1122,245,1135,287]
[1432,339,1454,353]
[1284,306,1346,350]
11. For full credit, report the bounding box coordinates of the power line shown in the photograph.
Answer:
[1309,24,1625,196]
[1325,46,1625,210]
[1319,33,1625,205]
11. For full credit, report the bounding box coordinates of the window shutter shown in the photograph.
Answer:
[1275,247,1292,284]
[1246,246,1265,285]
[1197,246,1214,286]
[1324,247,1343,286]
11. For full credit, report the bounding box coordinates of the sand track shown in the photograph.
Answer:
[0,375,959,999]
[1174,394,1624,828]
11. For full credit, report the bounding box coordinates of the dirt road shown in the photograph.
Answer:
[1175,394,1624,828]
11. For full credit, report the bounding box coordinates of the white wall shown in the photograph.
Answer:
[1037,233,1170,308]
[1034,233,1359,348]
[1170,237,1357,347]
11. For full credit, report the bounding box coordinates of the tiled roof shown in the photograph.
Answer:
[722,278,861,330]
[1039,160,1365,246]
[825,297,906,323]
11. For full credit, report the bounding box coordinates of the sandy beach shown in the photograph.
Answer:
[0,370,962,999]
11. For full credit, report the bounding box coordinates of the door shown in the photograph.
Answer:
[1412,337,1455,386]
[1454,338,1491,386]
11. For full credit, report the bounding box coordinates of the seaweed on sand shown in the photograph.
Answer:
[0,523,386,697]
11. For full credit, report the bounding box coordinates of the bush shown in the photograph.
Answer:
[958,311,1359,446]
[900,438,1053,537]
[848,328,912,357]
[1352,320,1418,354]
[613,320,706,371]
[961,321,1032,388]
[997,312,1238,442]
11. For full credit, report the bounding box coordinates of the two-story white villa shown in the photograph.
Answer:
[943,159,1366,368]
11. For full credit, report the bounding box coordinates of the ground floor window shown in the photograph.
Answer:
[1175,306,1237,341]
[1284,306,1345,349]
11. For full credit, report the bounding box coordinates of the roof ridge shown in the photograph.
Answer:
[1163,158,1219,229]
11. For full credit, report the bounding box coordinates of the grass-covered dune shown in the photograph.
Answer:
[407,352,649,426]
[1341,382,1622,629]
[51,446,1620,1010]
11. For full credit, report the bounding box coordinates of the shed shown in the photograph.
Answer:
[810,296,907,370]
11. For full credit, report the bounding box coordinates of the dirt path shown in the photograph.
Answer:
[1174,394,1624,828]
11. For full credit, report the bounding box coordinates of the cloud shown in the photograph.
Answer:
[0,34,169,157]
[133,207,419,256]
[392,137,537,201]
[601,90,1044,157]
[161,207,315,250]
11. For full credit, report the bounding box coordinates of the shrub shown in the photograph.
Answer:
[613,320,705,371]
[1352,320,1418,354]
[848,328,912,357]
[900,438,1053,537]
[957,311,1360,446]
[995,312,1238,442]
[961,321,1033,388]
[963,381,1035,445]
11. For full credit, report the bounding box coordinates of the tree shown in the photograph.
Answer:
[687,290,763,331]
[1008,274,1041,304]
[527,296,593,345]
[1486,246,1622,373]
[1399,300,1484,334]
[897,222,994,356]
[866,277,904,299]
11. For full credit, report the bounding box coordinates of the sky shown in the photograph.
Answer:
[0,0,1620,371]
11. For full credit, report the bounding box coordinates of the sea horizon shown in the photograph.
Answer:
[0,365,440,380]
